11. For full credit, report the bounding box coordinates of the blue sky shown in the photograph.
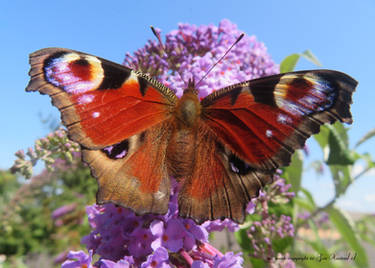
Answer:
[1,1,374,212]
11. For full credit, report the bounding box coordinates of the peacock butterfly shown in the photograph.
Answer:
[26,47,357,223]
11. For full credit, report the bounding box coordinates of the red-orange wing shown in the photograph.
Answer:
[178,122,273,223]
[26,48,177,214]
[82,121,172,215]
[26,48,177,149]
[177,70,356,223]
[201,70,357,170]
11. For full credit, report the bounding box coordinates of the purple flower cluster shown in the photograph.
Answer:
[269,253,296,268]
[57,19,291,267]
[124,19,278,98]
[246,177,295,263]
[62,180,243,267]
[264,174,296,203]
[52,203,78,227]
[61,250,94,268]
[297,211,329,229]
[52,203,78,220]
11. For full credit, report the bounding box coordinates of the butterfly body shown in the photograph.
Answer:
[167,88,202,177]
[26,48,357,223]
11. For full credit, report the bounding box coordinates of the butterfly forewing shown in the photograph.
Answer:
[26,48,177,149]
[201,70,356,170]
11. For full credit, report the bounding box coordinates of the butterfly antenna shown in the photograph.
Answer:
[150,26,187,86]
[195,33,245,88]
[151,25,165,50]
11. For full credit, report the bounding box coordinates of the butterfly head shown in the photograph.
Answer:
[182,77,198,95]
[176,82,201,128]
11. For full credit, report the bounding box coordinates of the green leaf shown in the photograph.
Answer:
[294,188,317,225]
[234,227,252,252]
[280,50,322,73]
[280,53,300,73]
[356,216,375,248]
[329,165,352,196]
[356,152,374,166]
[249,257,266,268]
[294,197,315,212]
[355,128,375,148]
[332,122,350,147]
[272,237,293,254]
[314,125,330,159]
[317,124,354,165]
[283,150,303,194]
[301,50,322,67]
[307,219,331,257]
[328,207,368,267]
[326,129,354,165]
[300,187,317,208]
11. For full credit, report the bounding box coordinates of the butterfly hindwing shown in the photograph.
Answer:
[26,48,177,149]
[178,122,273,223]
[82,121,172,215]
[201,70,357,170]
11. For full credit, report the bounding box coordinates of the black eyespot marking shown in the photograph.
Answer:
[138,76,149,96]
[250,76,278,106]
[74,58,90,66]
[102,140,129,159]
[229,154,253,175]
[98,61,131,90]
[289,77,313,90]
[44,51,69,69]
[139,132,146,143]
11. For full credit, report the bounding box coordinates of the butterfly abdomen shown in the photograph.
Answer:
[166,127,197,178]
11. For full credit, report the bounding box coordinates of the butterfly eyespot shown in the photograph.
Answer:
[102,140,129,159]
[139,132,146,143]
[289,77,313,91]
[43,52,104,94]
[228,154,252,175]
[74,58,90,66]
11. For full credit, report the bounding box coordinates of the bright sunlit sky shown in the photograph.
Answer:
[1,1,374,213]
